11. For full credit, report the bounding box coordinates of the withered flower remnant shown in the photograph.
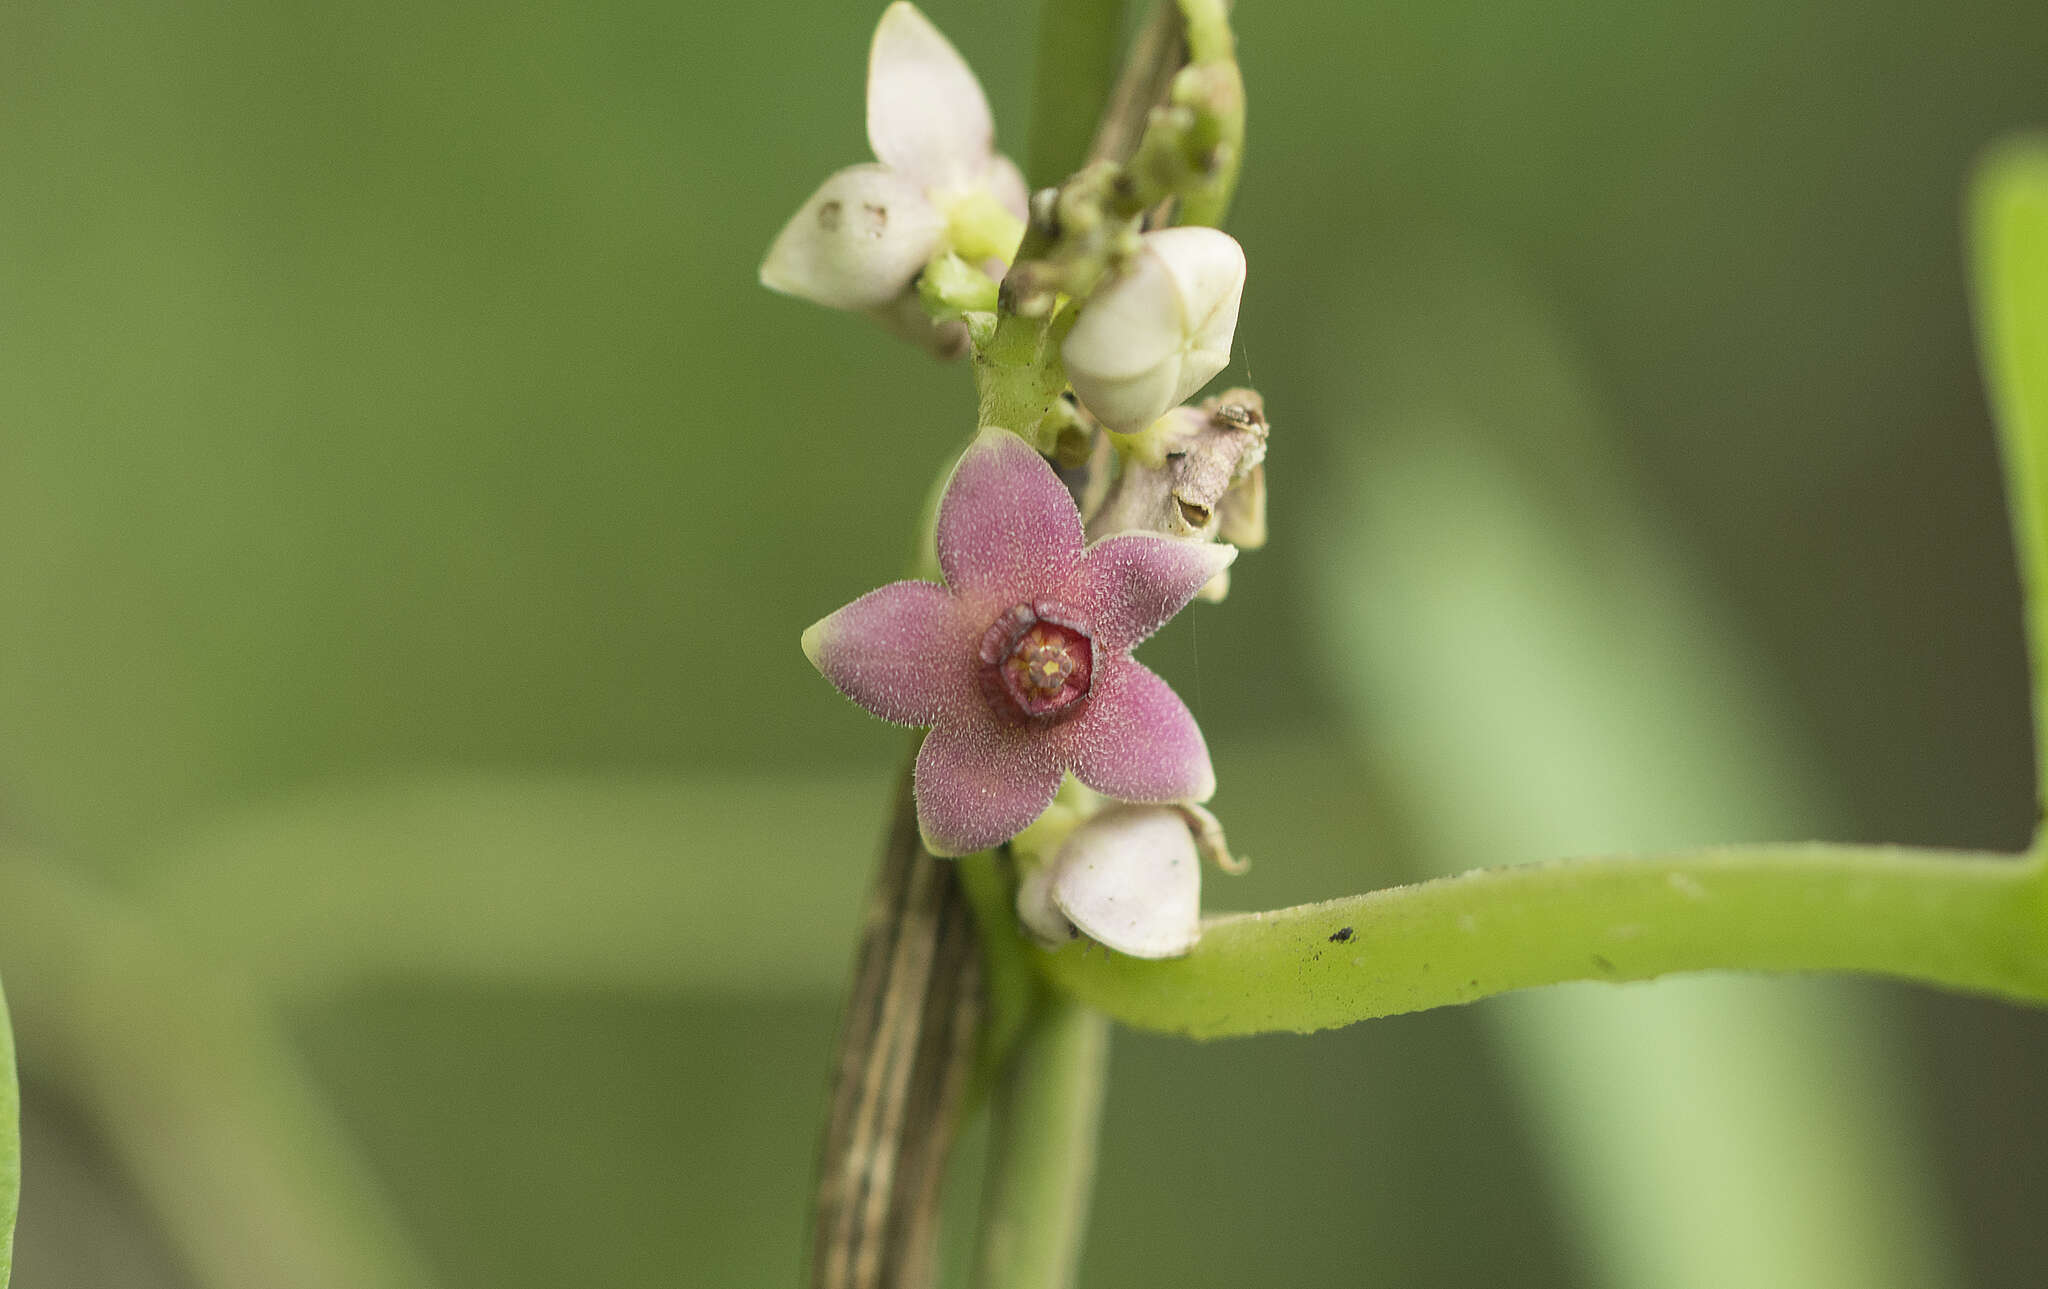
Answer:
[1088,389,1269,602]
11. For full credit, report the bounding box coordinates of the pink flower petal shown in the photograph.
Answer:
[914,716,1063,856]
[866,2,993,187]
[936,429,1085,601]
[1064,659,1216,804]
[801,580,971,727]
[1069,535,1237,652]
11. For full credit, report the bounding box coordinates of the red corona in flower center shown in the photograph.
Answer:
[978,602,1094,722]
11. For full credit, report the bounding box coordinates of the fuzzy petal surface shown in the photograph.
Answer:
[936,429,1086,599]
[1071,535,1237,652]
[867,2,993,187]
[802,580,969,727]
[914,717,1064,856]
[1050,806,1202,958]
[760,163,944,312]
[1065,659,1216,804]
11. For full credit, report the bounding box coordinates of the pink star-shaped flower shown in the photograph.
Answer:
[802,429,1235,856]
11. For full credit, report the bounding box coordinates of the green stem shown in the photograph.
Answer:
[0,844,437,1289]
[1027,0,1127,187]
[976,0,1245,439]
[1086,1,1183,168]
[1,972,16,1289]
[1034,842,2048,1038]
[974,306,1075,446]
[970,997,1109,1289]
[1165,0,1243,227]
[955,853,1047,1093]
[1174,0,1234,64]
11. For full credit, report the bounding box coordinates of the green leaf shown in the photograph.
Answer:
[1972,136,2048,820]
[1,971,17,1289]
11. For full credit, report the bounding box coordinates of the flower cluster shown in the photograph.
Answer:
[772,4,1261,959]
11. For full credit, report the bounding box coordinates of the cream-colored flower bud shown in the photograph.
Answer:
[1061,227,1246,433]
[1045,805,1203,959]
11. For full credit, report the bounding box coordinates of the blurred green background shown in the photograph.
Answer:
[5,0,2048,1285]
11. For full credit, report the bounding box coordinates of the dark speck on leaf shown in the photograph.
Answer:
[1592,954,1616,974]
[1328,926,1354,943]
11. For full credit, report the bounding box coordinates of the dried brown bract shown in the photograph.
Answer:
[1083,388,1268,600]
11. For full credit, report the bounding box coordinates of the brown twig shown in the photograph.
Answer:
[809,771,981,1289]
[1086,2,1185,168]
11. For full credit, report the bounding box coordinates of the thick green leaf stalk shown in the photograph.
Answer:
[1037,842,2048,1032]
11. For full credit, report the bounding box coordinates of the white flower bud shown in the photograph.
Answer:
[1061,227,1246,433]
[759,164,947,312]
[1045,805,1202,959]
